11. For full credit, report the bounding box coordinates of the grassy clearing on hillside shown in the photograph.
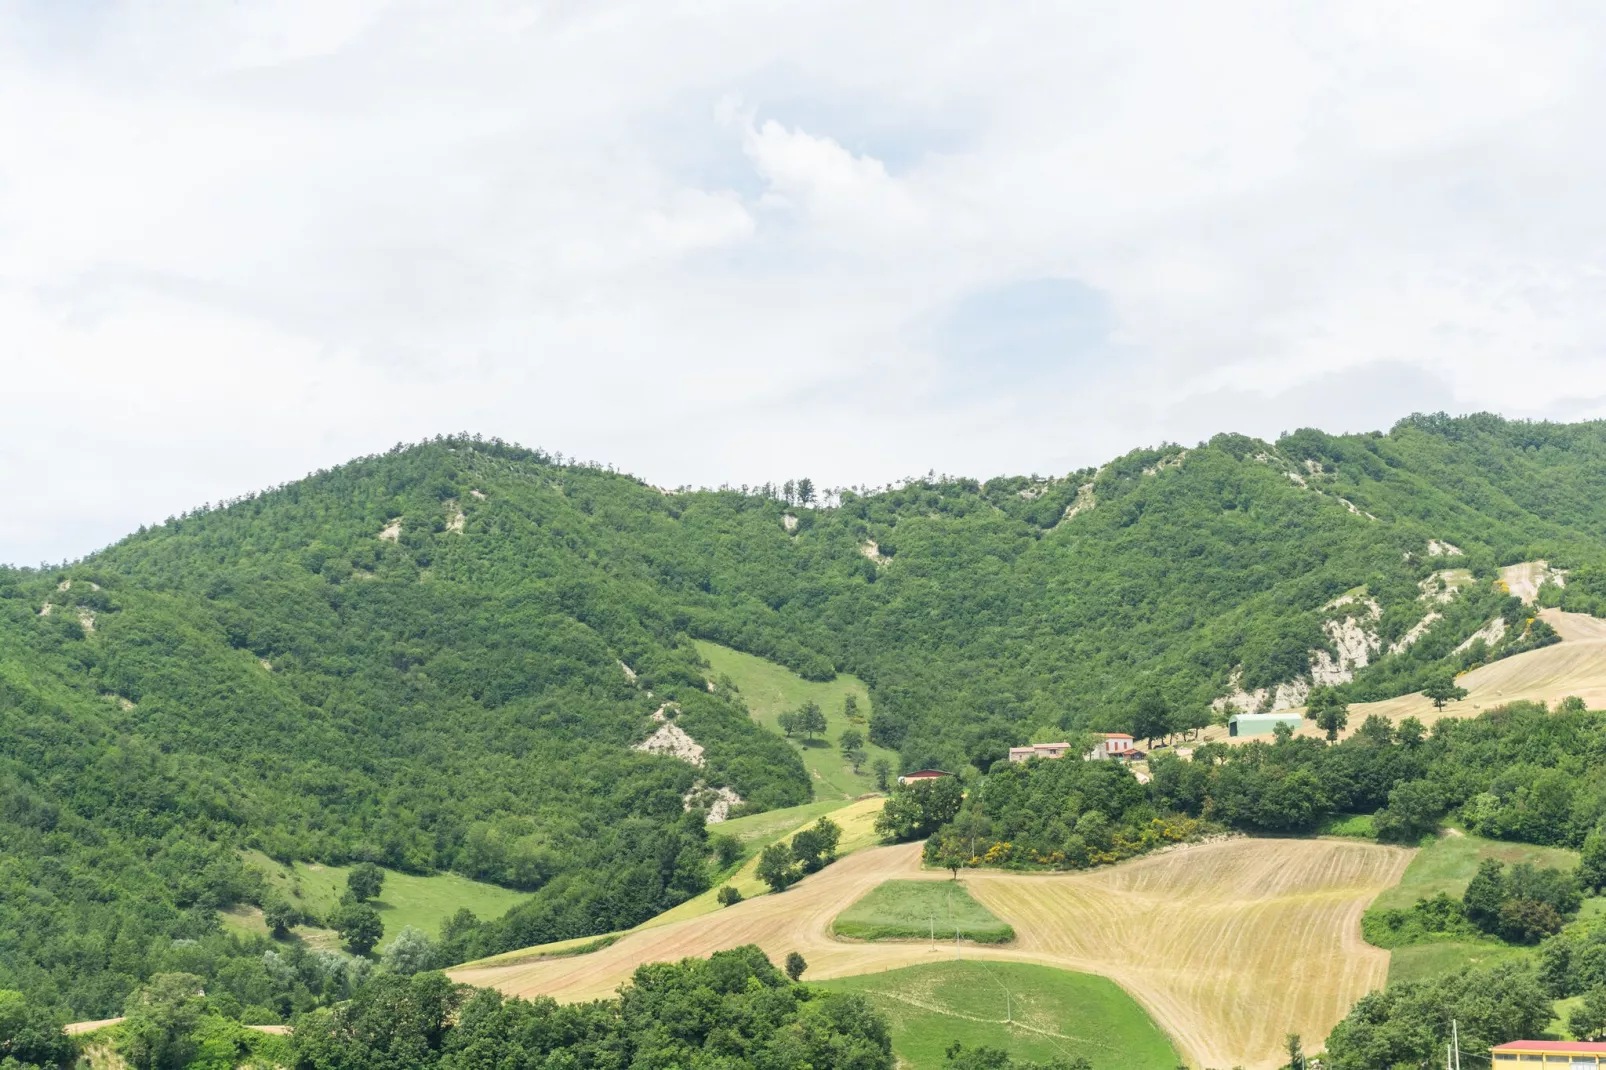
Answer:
[716,798,857,848]
[1369,831,1579,914]
[697,641,898,799]
[833,880,1014,944]
[240,851,529,941]
[1368,830,1589,984]
[1387,940,1533,985]
[816,962,1179,1070]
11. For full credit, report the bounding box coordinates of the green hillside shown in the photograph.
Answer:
[8,415,1606,1021]
[816,961,1180,1069]
[698,640,897,797]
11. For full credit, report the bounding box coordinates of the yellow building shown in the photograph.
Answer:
[1492,1039,1606,1065]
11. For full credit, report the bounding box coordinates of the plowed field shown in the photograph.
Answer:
[451,837,1412,1070]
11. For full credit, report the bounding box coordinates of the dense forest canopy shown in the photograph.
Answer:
[5,412,1606,1018]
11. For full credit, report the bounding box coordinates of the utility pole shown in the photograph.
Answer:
[956,927,962,960]
[1452,1019,1460,1070]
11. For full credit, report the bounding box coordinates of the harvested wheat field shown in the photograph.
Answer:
[1279,608,1606,742]
[451,837,1412,1070]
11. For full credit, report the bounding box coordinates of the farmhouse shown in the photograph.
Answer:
[1085,733,1137,760]
[1008,742,1074,762]
[1492,1039,1606,1064]
[1008,735,1139,763]
[1227,712,1303,738]
[896,769,953,785]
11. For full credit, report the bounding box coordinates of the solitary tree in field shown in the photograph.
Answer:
[346,862,385,903]
[784,951,807,981]
[872,759,892,792]
[1423,670,1469,711]
[839,728,864,754]
[797,701,827,741]
[777,710,800,738]
[1308,686,1349,742]
[1284,1032,1304,1070]
[262,898,296,938]
[843,694,860,722]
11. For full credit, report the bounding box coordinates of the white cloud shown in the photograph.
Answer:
[4,0,1606,563]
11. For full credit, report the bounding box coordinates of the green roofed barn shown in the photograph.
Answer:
[1227,712,1303,738]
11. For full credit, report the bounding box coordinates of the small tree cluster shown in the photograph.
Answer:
[874,777,963,843]
[1464,858,1580,943]
[778,701,828,741]
[756,818,842,892]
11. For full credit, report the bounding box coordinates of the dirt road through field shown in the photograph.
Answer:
[451,837,1412,1070]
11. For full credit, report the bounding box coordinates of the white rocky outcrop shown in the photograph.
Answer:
[1143,451,1187,476]
[1060,482,1096,523]
[683,783,743,823]
[1310,609,1383,686]
[445,501,465,533]
[1427,539,1464,557]
[1213,669,1310,715]
[1388,612,1442,656]
[859,540,890,565]
[635,705,705,766]
[1455,617,1508,654]
[782,514,799,532]
[619,660,638,684]
[378,519,401,542]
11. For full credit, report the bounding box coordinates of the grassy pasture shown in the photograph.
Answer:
[815,961,1179,1070]
[1369,830,1580,916]
[697,640,899,799]
[1368,829,1593,984]
[833,879,1014,944]
[235,851,530,941]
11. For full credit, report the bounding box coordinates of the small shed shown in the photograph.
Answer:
[1228,712,1303,738]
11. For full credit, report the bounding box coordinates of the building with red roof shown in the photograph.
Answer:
[1492,1039,1606,1064]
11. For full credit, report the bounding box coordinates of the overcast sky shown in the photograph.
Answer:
[5,1,1606,565]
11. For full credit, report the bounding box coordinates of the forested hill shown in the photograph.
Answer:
[5,412,1606,1015]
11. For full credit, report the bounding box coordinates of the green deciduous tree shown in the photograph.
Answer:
[757,842,799,893]
[345,862,385,903]
[874,777,963,843]
[1423,669,1469,710]
[784,951,807,981]
[1571,986,1606,1041]
[331,900,384,955]
[1308,686,1349,741]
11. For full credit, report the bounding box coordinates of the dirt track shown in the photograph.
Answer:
[451,837,1411,1070]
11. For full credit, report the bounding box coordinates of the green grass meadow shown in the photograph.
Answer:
[1371,831,1580,915]
[1372,830,1588,984]
[816,961,1179,1070]
[697,640,899,799]
[833,880,1015,944]
[230,851,530,942]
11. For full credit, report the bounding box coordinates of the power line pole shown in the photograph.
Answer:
[1452,1019,1460,1070]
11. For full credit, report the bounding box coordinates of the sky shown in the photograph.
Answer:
[5,1,1606,565]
